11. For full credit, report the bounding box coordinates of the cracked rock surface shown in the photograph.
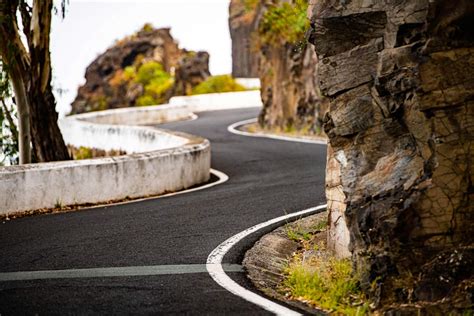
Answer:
[309,0,474,312]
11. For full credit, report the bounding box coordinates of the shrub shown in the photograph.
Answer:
[141,23,154,33]
[244,0,259,11]
[136,61,170,86]
[191,75,246,95]
[74,146,93,160]
[123,61,174,106]
[258,0,309,46]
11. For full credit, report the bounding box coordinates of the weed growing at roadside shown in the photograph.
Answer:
[283,248,369,315]
[54,199,63,209]
[74,146,93,160]
[286,219,328,243]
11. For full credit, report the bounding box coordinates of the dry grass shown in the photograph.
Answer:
[281,221,370,315]
[242,122,327,141]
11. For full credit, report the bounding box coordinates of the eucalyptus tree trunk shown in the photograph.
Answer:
[8,67,30,164]
[0,0,70,163]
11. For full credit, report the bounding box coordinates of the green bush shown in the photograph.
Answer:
[244,0,259,11]
[259,0,309,46]
[191,75,246,95]
[127,61,174,106]
[74,146,93,160]
[136,61,170,86]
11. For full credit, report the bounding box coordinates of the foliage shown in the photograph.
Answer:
[258,0,309,46]
[0,62,19,166]
[73,146,93,160]
[286,219,327,242]
[284,256,369,315]
[110,61,173,107]
[243,0,259,11]
[191,75,246,95]
[0,102,19,166]
[141,23,154,32]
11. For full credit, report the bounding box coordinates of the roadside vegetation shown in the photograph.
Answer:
[110,62,246,105]
[0,64,19,166]
[68,145,126,160]
[241,121,326,139]
[191,75,246,95]
[283,220,370,315]
[258,0,309,46]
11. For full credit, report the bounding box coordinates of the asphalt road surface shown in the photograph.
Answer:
[0,107,327,315]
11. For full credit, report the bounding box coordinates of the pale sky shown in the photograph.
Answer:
[50,0,232,116]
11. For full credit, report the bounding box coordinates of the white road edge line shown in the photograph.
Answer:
[206,204,327,316]
[72,168,229,212]
[228,118,327,145]
[157,168,229,199]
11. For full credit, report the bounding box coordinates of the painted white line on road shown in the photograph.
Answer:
[228,118,327,145]
[0,264,242,282]
[206,204,327,316]
[157,168,229,199]
[62,168,229,212]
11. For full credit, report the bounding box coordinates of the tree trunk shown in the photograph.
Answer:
[0,0,32,164]
[8,67,30,164]
[0,0,70,163]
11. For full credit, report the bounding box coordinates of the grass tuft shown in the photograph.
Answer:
[283,255,369,315]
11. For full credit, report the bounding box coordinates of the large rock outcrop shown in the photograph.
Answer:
[71,26,209,114]
[229,0,260,77]
[170,51,211,96]
[257,40,324,134]
[242,0,326,134]
[309,0,473,312]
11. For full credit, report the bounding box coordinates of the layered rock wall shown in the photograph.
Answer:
[170,51,211,96]
[258,41,324,133]
[256,0,326,134]
[310,0,473,311]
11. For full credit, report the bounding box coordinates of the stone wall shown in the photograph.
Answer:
[309,0,473,311]
[257,42,325,133]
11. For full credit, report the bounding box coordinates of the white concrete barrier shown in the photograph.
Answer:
[0,90,262,216]
[235,78,261,89]
[59,112,190,153]
[0,141,210,215]
[169,90,262,111]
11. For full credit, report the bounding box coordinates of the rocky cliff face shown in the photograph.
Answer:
[258,40,324,134]
[309,0,473,312]
[170,51,211,96]
[229,0,260,78]
[253,0,326,134]
[71,26,209,114]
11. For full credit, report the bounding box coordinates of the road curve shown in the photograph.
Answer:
[0,107,327,315]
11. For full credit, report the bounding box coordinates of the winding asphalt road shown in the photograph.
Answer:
[0,107,327,315]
